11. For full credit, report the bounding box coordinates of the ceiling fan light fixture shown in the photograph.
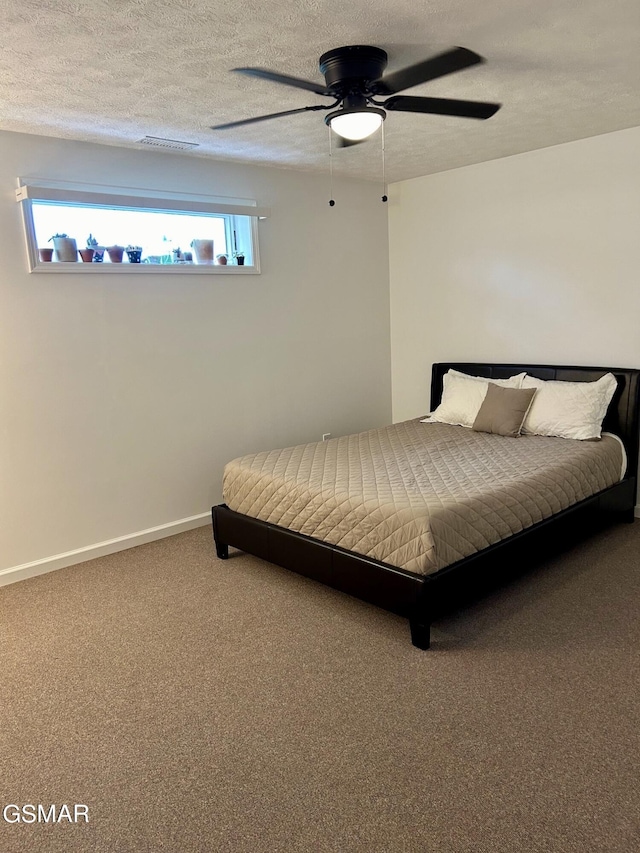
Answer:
[325,107,386,141]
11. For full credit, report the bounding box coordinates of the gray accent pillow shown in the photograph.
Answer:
[472,384,537,437]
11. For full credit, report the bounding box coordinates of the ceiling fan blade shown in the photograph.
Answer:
[384,95,501,119]
[371,47,484,95]
[211,106,322,130]
[234,67,333,96]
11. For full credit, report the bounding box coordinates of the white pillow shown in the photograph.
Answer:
[426,370,526,428]
[521,373,617,440]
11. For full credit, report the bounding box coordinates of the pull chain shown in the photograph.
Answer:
[381,122,388,203]
[328,127,335,206]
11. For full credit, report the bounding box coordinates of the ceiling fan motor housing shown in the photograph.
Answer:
[319,46,388,92]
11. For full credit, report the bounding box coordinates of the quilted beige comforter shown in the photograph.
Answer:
[222,420,624,577]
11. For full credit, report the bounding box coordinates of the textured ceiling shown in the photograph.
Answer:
[1,0,639,182]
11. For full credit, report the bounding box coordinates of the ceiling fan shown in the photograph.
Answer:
[211,45,501,145]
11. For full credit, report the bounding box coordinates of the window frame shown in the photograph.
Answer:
[16,179,269,275]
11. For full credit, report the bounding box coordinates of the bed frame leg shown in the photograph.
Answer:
[215,542,229,560]
[211,507,230,559]
[410,619,431,650]
[410,584,433,649]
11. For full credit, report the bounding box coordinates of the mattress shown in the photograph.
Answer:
[222,420,624,577]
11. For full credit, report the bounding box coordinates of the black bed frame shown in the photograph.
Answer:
[212,363,640,649]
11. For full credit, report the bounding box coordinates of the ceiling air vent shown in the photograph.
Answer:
[137,136,199,151]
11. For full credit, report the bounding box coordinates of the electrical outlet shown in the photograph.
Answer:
[322,433,331,441]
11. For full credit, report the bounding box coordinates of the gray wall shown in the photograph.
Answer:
[388,125,640,508]
[0,131,391,572]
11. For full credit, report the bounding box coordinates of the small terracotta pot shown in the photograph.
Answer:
[79,248,95,263]
[39,248,54,262]
[107,245,124,263]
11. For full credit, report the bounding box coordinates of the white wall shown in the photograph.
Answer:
[389,126,640,421]
[0,131,391,575]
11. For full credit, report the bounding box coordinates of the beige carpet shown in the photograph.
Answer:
[1,521,639,853]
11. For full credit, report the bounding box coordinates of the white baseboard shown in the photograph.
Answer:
[0,512,212,588]
[2,505,639,588]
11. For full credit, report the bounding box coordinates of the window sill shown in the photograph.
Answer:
[31,263,258,274]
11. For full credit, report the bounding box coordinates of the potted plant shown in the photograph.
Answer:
[233,251,246,266]
[126,245,143,263]
[87,234,105,263]
[39,247,54,262]
[79,244,95,263]
[48,233,78,262]
[106,244,125,263]
[190,239,214,264]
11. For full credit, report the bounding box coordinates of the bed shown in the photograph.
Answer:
[212,363,640,649]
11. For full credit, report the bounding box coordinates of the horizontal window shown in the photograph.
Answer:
[16,181,269,274]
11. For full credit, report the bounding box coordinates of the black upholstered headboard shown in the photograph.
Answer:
[430,363,640,479]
